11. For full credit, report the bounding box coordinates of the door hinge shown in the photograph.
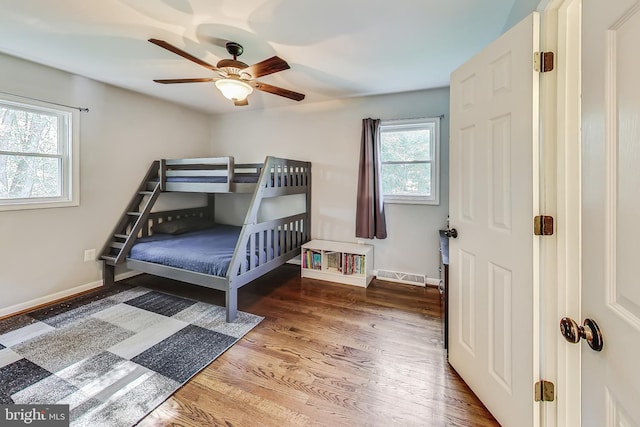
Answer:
[534,380,555,402]
[534,51,554,72]
[534,215,554,236]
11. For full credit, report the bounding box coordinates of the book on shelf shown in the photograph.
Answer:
[326,251,342,272]
[303,249,322,270]
[343,253,365,275]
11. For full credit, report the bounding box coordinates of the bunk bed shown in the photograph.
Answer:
[100,156,311,322]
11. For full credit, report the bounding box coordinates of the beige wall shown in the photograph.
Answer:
[0,53,212,315]
[210,87,450,282]
[0,51,450,314]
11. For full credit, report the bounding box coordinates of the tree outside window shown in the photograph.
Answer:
[379,117,440,205]
[0,96,78,210]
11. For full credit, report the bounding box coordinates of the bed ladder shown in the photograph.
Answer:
[100,161,162,267]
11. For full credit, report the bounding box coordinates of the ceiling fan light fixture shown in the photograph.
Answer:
[149,39,304,104]
[214,78,253,101]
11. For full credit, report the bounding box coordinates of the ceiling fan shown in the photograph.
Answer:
[148,38,305,107]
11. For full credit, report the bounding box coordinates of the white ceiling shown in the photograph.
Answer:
[0,0,518,114]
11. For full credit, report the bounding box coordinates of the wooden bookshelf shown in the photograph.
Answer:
[301,240,374,287]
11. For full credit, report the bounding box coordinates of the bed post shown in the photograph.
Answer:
[226,285,238,322]
[103,262,115,287]
[159,159,166,191]
[207,194,216,221]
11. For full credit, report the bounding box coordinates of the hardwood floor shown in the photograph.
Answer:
[129,264,499,427]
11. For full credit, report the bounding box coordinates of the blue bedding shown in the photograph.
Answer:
[129,224,244,276]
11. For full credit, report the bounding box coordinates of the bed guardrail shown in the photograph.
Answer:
[160,157,234,192]
[228,156,312,289]
[228,212,309,283]
[159,157,266,193]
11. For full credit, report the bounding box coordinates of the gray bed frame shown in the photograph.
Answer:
[100,156,311,321]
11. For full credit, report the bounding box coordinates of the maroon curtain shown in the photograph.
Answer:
[355,118,387,239]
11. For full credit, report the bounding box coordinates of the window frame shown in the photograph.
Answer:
[0,94,79,211]
[378,116,440,206]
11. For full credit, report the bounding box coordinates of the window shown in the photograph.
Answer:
[379,117,440,205]
[0,95,79,210]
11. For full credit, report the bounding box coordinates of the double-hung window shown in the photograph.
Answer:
[379,117,440,205]
[0,95,79,211]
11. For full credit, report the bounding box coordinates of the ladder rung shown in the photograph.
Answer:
[138,191,153,195]
[110,242,124,249]
[114,234,129,239]
[127,211,141,216]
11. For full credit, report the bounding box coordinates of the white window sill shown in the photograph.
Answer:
[383,197,439,206]
[0,199,79,212]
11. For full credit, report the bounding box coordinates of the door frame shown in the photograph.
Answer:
[538,0,582,426]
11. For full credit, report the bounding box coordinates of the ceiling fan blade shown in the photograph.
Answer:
[234,99,249,107]
[242,56,290,78]
[253,82,305,101]
[153,78,214,84]
[149,38,218,72]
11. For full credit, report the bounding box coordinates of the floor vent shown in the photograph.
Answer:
[375,269,427,286]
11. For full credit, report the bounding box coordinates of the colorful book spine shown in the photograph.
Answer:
[313,253,322,269]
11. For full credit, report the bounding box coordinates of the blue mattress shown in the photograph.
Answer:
[129,225,245,276]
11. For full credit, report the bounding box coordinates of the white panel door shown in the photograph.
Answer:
[581,0,640,424]
[449,13,540,426]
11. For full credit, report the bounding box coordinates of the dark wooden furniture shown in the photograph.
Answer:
[100,156,311,322]
[439,229,450,351]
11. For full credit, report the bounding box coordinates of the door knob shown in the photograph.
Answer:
[560,317,604,352]
[444,228,458,238]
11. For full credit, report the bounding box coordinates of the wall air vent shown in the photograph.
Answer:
[375,269,427,286]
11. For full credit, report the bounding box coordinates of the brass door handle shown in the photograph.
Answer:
[560,317,604,352]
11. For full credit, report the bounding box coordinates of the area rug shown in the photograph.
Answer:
[0,285,263,426]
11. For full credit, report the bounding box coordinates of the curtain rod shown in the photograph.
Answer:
[0,91,89,112]
[381,114,445,122]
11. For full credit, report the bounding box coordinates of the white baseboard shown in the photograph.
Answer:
[286,254,302,266]
[0,280,102,318]
[426,278,443,288]
[0,270,143,319]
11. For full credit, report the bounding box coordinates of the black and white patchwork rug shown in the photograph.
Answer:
[0,286,262,426]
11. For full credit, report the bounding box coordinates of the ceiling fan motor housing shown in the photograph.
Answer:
[225,41,243,58]
[216,59,249,71]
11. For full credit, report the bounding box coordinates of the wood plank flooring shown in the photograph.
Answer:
[128,264,498,427]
